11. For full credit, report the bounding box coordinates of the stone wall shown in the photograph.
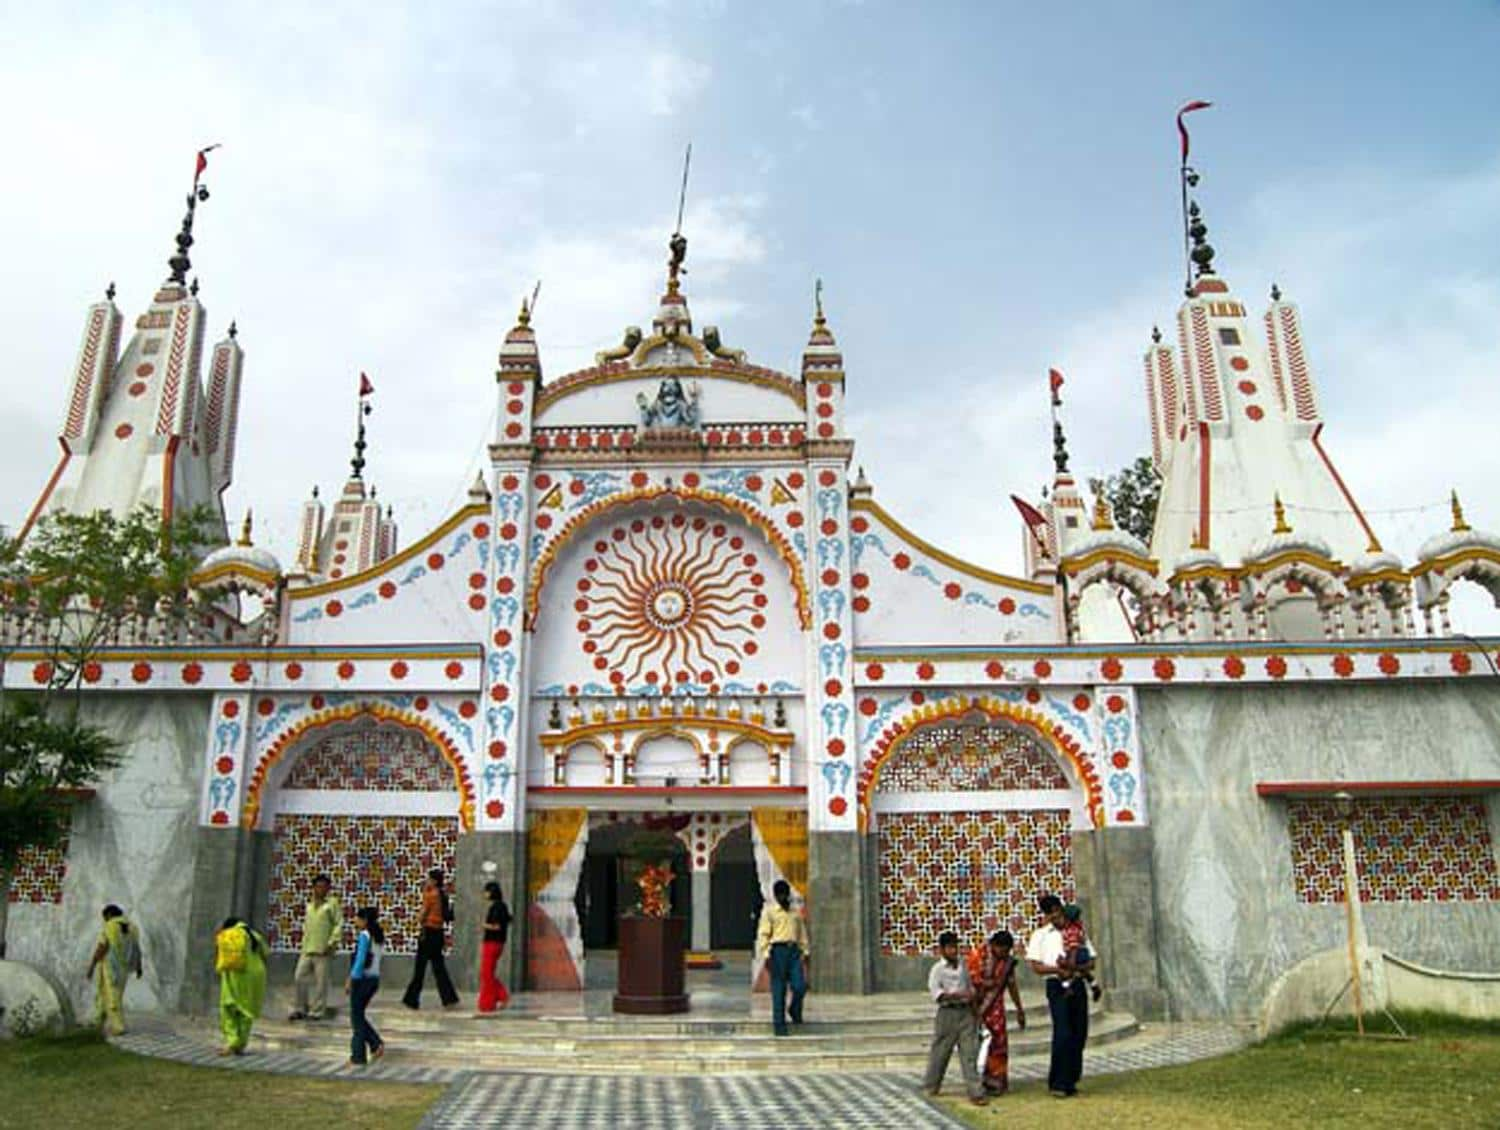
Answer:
[1138,681,1500,1020]
[7,694,211,1018]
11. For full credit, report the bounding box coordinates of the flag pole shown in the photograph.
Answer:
[1176,101,1212,296]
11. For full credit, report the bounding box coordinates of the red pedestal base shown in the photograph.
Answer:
[613,915,690,1015]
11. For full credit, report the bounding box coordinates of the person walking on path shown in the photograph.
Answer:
[214,917,268,1056]
[923,930,989,1106]
[1028,894,1092,1098]
[85,904,142,1036]
[754,878,809,1037]
[402,868,459,1009]
[289,873,342,1021]
[344,906,386,1067]
[973,929,1025,1095]
[476,881,512,1013]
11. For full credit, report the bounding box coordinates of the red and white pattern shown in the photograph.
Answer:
[575,514,766,689]
[267,813,457,954]
[874,721,1068,793]
[7,840,67,904]
[878,810,1073,955]
[1288,796,1500,904]
[285,724,453,791]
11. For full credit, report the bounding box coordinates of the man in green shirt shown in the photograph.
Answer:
[289,874,342,1021]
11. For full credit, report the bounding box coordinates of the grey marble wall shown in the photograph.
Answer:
[1139,681,1500,1020]
[8,694,210,1019]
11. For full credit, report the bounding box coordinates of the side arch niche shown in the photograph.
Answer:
[871,712,1083,957]
[262,717,462,955]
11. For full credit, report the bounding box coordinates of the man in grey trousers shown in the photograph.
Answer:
[923,929,989,1106]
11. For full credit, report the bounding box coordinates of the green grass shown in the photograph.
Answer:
[0,1031,443,1130]
[947,1013,1500,1129]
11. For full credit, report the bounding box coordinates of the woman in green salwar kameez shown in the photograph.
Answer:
[85,904,142,1036]
[214,917,268,1055]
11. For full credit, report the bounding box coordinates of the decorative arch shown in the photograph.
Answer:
[242,701,476,831]
[525,486,812,630]
[858,695,1102,832]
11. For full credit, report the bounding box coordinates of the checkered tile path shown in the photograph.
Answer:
[417,1073,967,1130]
[113,1017,1253,1130]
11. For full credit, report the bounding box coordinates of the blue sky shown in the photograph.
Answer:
[2,1,1498,623]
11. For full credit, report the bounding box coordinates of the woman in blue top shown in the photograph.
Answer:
[344,905,386,1066]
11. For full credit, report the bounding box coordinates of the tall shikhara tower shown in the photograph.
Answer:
[1143,200,1379,573]
[22,167,241,543]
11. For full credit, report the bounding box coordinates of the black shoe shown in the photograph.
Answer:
[773,1027,789,1037]
[402,1000,419,1010]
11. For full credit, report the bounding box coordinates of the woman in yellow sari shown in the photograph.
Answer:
[85,905,142,1036]
[215,917,268,1055]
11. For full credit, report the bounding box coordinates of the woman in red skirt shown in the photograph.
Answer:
[477,881,512,1012]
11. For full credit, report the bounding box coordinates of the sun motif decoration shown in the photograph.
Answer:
[575,514,767,688]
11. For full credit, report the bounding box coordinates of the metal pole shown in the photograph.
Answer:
[1338,799,1365,1035]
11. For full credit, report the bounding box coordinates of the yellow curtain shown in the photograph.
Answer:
[527,808,587,902]
[752,808,808,898]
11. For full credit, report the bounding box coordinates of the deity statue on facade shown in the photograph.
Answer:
[637,376,700,428]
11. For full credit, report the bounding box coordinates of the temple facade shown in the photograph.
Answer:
[5,166,1500,1026]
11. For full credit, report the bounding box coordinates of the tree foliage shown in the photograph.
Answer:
[0,504,219,939]
[1,504,219,694]
[1089,456,1163,546]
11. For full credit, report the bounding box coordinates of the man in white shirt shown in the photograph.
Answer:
[922,930,989,1106]
[1027,893,1091,1097]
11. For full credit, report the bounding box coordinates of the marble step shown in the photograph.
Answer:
[250,1011,1140,1073]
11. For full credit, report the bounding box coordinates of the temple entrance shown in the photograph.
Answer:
[710,824,761,950]
[575,819,690,951]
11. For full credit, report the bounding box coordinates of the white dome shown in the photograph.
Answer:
[1171,546,1225,574]
[1063,525,1150,562]
[198,541,282,579]
[1347,548,1404,578]
[1245,529,1333,565]
[1417,526,1500,564]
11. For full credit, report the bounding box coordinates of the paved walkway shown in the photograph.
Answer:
[112,1017,1254,1129]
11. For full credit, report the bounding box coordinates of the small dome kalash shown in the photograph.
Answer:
[1412,492,1500,630]
[1243,495,1336,567]
[194,511,282,589]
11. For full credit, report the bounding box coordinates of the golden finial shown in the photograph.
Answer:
[516,297,531,328]
[1091,494,1115,531]
[1272,493,1292,535]
[1451,490,1471,533]
[238,509,254,547]
[1190,528,1208,551]
[1366,532,1384,554]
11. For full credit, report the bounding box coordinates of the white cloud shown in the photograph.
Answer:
[645,52,712,116]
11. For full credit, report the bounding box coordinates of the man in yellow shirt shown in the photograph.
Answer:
[289,874,342,1021]
[755,879,809,1036]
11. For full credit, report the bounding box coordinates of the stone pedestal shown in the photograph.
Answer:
[1073,825,1169,1019]
[613,916,689,1014]
[455,830,527,996]
[808,831,873,994]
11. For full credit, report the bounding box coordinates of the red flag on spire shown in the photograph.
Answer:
[1011,494,1051,556]
[194,143,221,186]
[1048,368,1065,393]
[359,372,375,397]
[1176,101,1212,163]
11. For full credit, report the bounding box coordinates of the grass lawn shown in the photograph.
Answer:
[0,1031,443,1130]
[944,1013,1500,1129]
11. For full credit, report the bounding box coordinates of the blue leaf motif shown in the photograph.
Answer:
[820,701,849,735]
[818,642,848,678]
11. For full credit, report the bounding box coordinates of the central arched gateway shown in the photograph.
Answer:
[263,717,465,955]
[872,711,1085,964]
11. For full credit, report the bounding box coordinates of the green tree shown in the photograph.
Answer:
[0,504,218,954]
[1090,456,1163,546]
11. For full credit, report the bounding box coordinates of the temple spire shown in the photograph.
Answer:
[666,143,692,296]
[166,145,219,285]
[350,372,374,480]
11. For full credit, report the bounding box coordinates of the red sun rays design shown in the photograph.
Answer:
[576,516,765,687]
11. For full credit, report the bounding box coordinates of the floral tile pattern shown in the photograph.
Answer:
[877,810,1073,955]
[1288,796,1500,904]
[284,725,452,791]
[874,722,1069,793]
[7,839,67,904]
[267,814,457,953]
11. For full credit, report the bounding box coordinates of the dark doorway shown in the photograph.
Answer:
[711,824,761,949]
[575,820,692,951]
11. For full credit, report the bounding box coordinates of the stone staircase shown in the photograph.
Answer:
[251,990,1138,1075]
